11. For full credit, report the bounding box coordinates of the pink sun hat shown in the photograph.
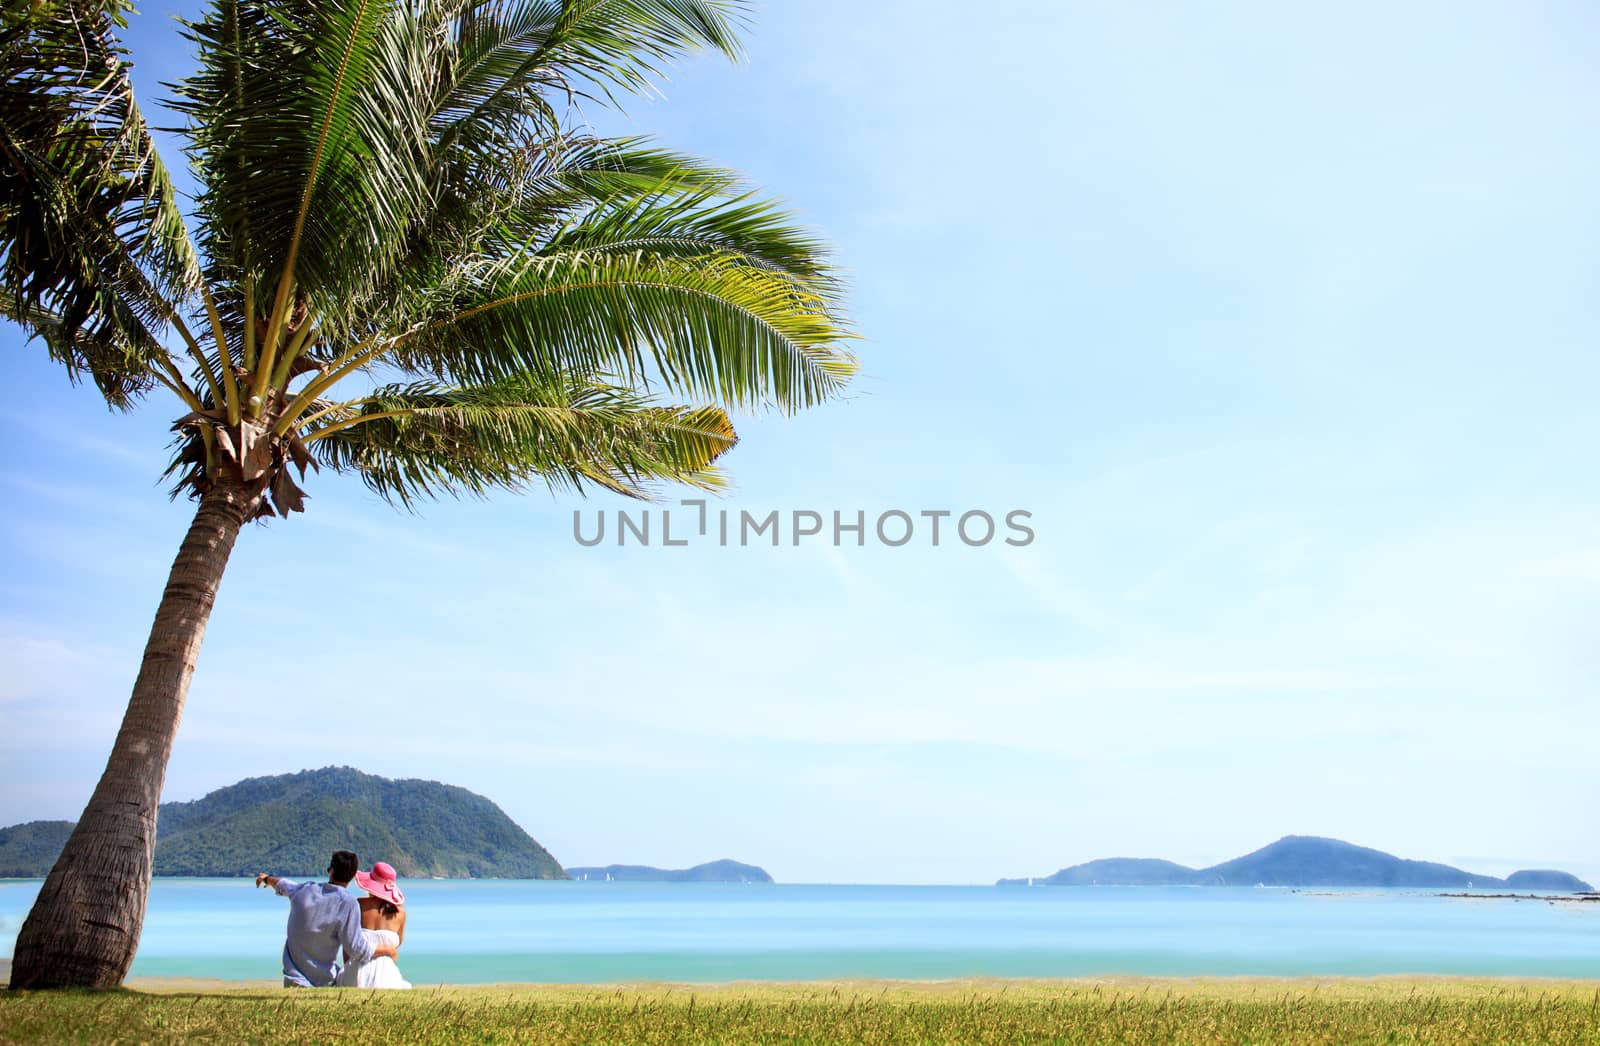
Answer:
[354,861,405,906]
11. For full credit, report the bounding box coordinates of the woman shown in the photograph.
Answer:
[336,861,412,989]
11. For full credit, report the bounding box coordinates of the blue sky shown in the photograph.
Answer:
[4,1,1599,884]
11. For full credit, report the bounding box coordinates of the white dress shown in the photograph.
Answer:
[337,928,412,989]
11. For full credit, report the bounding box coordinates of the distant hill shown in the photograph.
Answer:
[567,859,772,883]
[1000,836,1593,891]
[1505,870,1593,892]
[0,821,74,878]
[1203,837,1500,888]
[0,767,565,879]
[1002,858,1198,886]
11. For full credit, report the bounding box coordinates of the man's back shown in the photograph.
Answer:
[274,879,361,986]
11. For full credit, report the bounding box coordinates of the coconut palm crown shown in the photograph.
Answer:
[2,0,855,988]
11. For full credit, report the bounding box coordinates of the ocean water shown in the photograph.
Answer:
[1,880,1596,984]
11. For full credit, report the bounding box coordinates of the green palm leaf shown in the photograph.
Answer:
[174,0,434,324]
[394,248,854,411]
[308,374,738,504]
[430,0,746,148]
[0,0,202,406]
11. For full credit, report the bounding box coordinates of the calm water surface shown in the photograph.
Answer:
[2,880,1595,983]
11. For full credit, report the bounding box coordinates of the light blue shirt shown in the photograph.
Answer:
[273,878,374,986]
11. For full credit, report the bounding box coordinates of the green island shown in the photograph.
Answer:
[0,768,564,880]
[3,978,1598,1045]
[999,836,1595,891]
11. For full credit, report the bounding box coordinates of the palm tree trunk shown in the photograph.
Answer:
[8,476,258,989]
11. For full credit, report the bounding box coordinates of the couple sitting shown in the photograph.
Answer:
[256,849,412,989]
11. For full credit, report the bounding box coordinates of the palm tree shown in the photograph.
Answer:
[2,0,855,988]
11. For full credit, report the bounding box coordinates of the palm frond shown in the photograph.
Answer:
[173,0,434,321]
[0,0,203,407]
[0,302,160,405]
[430,0,747,152]
[306,373,737,504]
[393,249,855,412]
[413,135,741,262]
[540,177,836,281]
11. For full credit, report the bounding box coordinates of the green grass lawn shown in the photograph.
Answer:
[4,979,1599,1044]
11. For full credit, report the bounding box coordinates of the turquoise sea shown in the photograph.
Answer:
[2,880,1596,983]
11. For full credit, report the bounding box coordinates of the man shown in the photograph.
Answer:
[256,850,397,987]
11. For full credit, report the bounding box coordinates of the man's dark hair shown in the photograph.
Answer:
[329,851,359,883]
